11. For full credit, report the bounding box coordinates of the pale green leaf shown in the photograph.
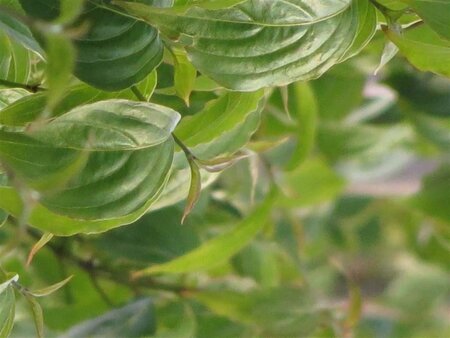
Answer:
[385,24,450,77]
[0,286,15,338]
[172,47,197,105]
[401,0,450,40]
[28,276,73,297]
[133,191,275,276]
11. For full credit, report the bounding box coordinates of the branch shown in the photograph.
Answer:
[0,79,45,93]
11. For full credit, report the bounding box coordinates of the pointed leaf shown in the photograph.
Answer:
[133,190,275,277]
[181,157,201,224]
[28,275,73,297]
[26,233,54,267]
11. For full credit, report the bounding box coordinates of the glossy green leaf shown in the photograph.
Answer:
[340,0,377,61]
[385,24,450,77]
[117,0,359,90]
[73,4,164,91]
[0,10,43,54]
[0,83,138,126]
[0,100,180,235]
[133,190,275,277]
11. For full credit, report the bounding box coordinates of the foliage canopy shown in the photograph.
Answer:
[0,0,449,337]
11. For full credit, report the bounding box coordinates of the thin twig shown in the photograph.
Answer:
[0,79,45,93]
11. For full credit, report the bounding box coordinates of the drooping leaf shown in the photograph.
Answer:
[133,190,275,277]
[117,0,359,90]
[23,292,44,338]
[181,156,201,224]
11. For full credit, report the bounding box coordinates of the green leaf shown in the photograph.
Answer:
[172,47,197,105]
[23,292,44,338]
[45,34,75,111]
[0,88,29,109]
[117,0,359,90]
[28,275,73,297]
[0,100,180,235]
[0,286,15,338]
[60,298,156,338]
[133,190,275,277]
[92,206,200,264]
[175,91,264,159]
[136,70,157,101]
[72,4,164,91]
[26,233,54,266]
[401,0,450,40]
[0,32,34,84]
[0,83,138,126]
[385,24,450,77]
[0,10,43,54]
[340,0,377,61]
[0,273,18,294]
[181,156,201,224]
[284,82,318,170]
[18,0,60,21]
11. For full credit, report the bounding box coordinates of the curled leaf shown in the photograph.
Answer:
[26,233,54,267]
[181,157,201,224]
